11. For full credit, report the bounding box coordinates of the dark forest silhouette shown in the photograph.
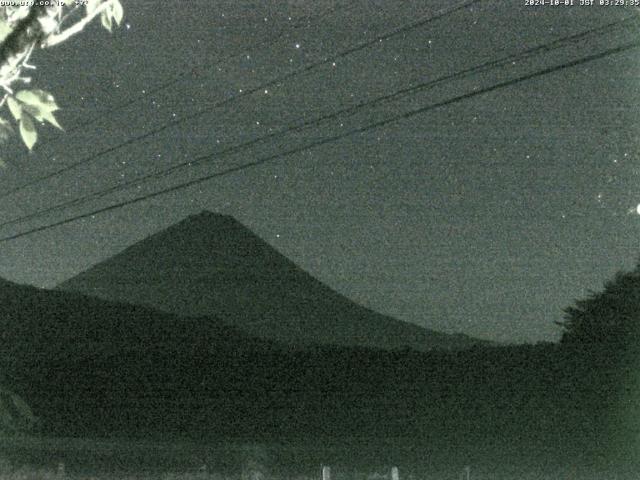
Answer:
[0,263,636,474]
[1,252,640,474]
[560,260,640,346]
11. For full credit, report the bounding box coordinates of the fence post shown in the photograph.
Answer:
[322,465,331,480]
[57,461,65,477]
[391,466,399,480]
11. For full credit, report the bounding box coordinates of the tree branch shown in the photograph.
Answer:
[0,4,58,88]
[43,1,115,48]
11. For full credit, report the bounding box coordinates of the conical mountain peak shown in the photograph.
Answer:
[181,210,236,225]
[58,213,486,351]
[156,210,243,238]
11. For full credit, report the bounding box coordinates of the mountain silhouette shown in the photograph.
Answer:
[0,276,620,472]
[0,276,509,442]
[0,276,278,436]
[58,211,485,351]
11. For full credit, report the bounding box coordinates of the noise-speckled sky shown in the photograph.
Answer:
[0,0,639,343]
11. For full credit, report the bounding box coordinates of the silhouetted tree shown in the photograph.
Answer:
[0,1,123,154]
[559,262,640,346]
[556,262,640,466]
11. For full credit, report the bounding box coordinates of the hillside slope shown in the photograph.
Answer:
[0,278,619,468]
[58,211,484,351]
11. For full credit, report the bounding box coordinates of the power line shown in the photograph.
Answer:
[0,2,356,189]
[54,2,360,136]
[1,16,634,231]
[0,0,481,201]
[1,39,636,244]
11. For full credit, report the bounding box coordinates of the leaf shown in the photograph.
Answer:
[16,89,58,112]
[13,90,62,130]
[40,109,63,130]
[101,10,113,32]
[19,114,37,150]
[0,117,13,142]
[21,104,40,119]
[0,20,11,43]
[86,0,102,15]
[6,97,21,122]
[112,0,123,26]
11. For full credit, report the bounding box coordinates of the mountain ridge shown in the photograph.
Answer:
[0,275,570,451]
[58,210,487,351]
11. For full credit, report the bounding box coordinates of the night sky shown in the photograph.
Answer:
[0,0,638,344]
